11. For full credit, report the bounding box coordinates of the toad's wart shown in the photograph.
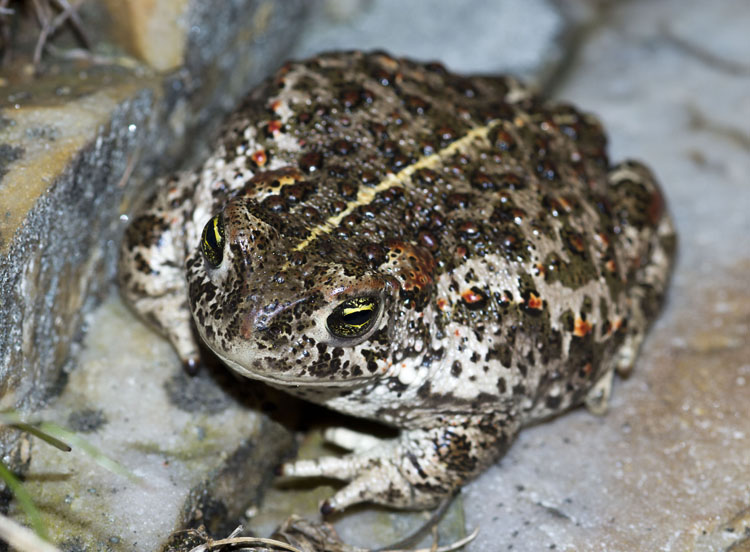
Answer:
[119,51,676,512]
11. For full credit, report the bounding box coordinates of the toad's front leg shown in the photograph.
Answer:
[281,413,520,512]
[118,196,201,372]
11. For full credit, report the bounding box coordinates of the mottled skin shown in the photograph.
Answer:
[119,52,676,512]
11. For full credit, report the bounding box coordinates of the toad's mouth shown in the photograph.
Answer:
[217,353,377,388]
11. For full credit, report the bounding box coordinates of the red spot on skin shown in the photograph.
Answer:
[461,288,484,304]
[454,329,461,337]
[383,239,436,291]
[569,233,585,253]
[437,298,448,310]
[267,120,282,135]
[526,292,543,310]
[574,317,593,337]
[558,197,573,212]
[648,187,665,226]
[252,150,267,167]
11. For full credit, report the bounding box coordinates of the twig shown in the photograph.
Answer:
[0,0,13,64]
[187,523,479,552]
[0,513,60,552]
[188,535,305,552]
[51,0,90,48]
[383,528,479,552]
[117,147,141,189]
[30,0,91,67]
[31,0,52,66]
[374,492,457,552]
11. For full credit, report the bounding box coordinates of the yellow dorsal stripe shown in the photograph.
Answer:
[293,119,501,252]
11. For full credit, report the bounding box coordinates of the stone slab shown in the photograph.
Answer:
[291,0,569,87]
[11,294,294,551]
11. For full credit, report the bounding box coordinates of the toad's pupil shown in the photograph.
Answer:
[343,309,372,326]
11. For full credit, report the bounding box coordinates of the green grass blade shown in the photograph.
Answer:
[37,422,141,483]
[8,422,71,452]
[0,462,48,541]
[0,411,71,452]
[0,410,140,484]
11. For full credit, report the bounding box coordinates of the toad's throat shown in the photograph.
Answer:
[291,119,504,253]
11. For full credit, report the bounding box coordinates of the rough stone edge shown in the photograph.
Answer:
[164,416,297,550]
[0,86,157,461]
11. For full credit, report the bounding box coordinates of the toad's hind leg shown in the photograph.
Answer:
[606,161,676,378]
[586,162,676,413]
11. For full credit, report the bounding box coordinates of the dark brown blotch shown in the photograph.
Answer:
[299,151,323,173]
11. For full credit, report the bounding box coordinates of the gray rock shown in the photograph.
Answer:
[292,0,569,86]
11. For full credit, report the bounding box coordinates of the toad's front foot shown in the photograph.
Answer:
[281,417,517,512]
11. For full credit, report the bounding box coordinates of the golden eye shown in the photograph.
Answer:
[327,297,380,339]
[201,215,224,268]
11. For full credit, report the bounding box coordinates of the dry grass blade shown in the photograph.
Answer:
[188,535,305,552]
[0,513,60,552]
[382,528,479,552]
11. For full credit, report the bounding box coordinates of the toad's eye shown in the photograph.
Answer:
[201,215,224,268]
[327,297,380,339]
